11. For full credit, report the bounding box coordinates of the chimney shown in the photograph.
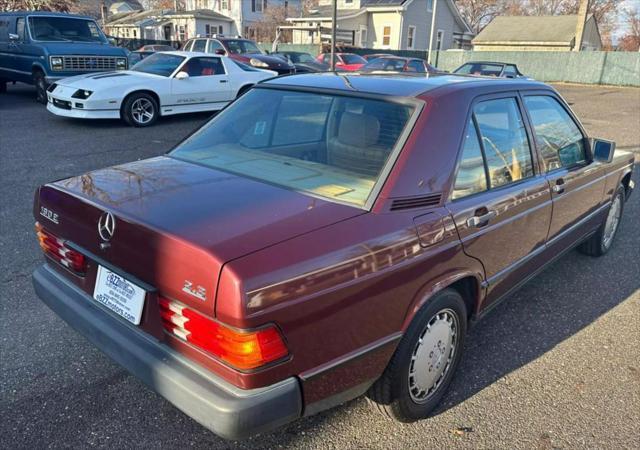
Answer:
[574,0,589,51]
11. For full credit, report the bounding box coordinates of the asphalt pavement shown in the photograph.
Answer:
[1,83,638,449]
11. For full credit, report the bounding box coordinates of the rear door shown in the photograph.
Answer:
[170,56,231,112]
[447,93,552,306]
[522,93,606,244]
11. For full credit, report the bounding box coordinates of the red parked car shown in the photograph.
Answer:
[33,74,634,439]
[317,52,367,71]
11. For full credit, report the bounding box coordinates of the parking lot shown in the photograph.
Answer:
[1,82,638,449]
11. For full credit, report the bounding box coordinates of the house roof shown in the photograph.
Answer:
[289,0,471,33]
[110,1,143,11]
[473,15,589,45]
[105,8,233,26]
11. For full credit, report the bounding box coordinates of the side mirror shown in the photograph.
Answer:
[175,71,189,80]
[214,49,225,55]
[8,33,19,41]
[591,138,616,163]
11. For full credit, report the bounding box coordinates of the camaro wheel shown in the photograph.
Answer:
[122,93,159,127]
[368,288,467,422]
[579,185,625,256]
[33,71,47,104]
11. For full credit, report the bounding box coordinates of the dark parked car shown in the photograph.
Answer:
[453,61,528,78]
[0,11,128,103]
[32,74,634,440]
[272,51,329,73]
[361,56,441,74]
[182,36,295,74]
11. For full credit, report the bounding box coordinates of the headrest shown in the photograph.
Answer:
[337,112,380,147]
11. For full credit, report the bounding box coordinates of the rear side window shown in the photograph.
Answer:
[407,60,425,73]
[524,96,586,171]
[474,98,534,188]
[181,57,225,77]
[207,39,224,53]
[182,40,193,51]
[452,117,488,200]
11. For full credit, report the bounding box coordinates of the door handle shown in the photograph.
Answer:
[466,209,497,228]
[552,178,565,194]
[219,79,228,83]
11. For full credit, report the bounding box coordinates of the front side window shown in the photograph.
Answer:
[131,53,185,77]
[524,96,586,171]
[452,117,488,200]
[28,16,106,43]
[192,39,207,52]
[171,89,416,208]
[180,57,225,77]
[207,39,224,53]
[16,18,25,40]
[474,98,534,188]
[225,39,262,55]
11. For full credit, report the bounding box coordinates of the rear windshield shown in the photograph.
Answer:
[341,54,366,65]
[224,39,262,55]
[171,88,416,208]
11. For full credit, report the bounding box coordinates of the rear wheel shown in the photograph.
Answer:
[578,186,625,256]
[0,78,7,94]
[368,289,467,422]
[33,71,47,104]
[122,92,159,127]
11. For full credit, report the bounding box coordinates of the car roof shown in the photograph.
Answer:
[157,51,212,57]
[263,73,545,98]
[461,61,515,66]
[1,11,93,19]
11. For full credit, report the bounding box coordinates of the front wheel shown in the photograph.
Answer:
[367,289,467,422]
[0,78,7,94]
[33,71,47,104]
[578,186,625,256]
[122,93,159,127]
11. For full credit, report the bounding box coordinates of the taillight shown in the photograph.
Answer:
[35,222,87,275]
[159,297,289,371]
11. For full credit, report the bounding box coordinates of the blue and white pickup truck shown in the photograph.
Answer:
[0,11,128,103]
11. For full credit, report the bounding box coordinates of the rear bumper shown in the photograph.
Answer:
[32,264,302,440]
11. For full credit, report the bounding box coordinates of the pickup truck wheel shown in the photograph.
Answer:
[367,289,467,422]
[578,186,625,256]
[122,93,159,127]
[33,71,47,104]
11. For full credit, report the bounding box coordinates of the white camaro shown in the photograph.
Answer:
[46,51,277,127]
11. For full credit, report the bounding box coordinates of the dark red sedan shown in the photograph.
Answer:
[33,74,635,439]
[316,52,367,71]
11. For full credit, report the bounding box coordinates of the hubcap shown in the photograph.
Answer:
[131,98,154,124]
[408,309,458,404]
[602,194,622,249]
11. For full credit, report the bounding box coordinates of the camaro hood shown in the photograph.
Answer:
[55,70,159,90]
[45,156,364,262]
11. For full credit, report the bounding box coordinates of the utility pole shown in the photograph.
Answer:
[427,0,438,64]
[330,0,337,71]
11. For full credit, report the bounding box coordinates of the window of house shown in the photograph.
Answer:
[178,25,186,41]
[407,26,415,49]
[252,0,264,12]
[452,117,488,200]
[473,98,534,188]
[205,24,211,37]
[218,25,223,34]
[382,25,391,46]
[133,29,137,38]
[360,27,367,46]
[221,0,229,9]
[524,96,587,171]
[427,0,433,12]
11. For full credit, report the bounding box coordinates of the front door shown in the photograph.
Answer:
[169,56,231,113]
[521,93,607,245]
[446,94,553,308]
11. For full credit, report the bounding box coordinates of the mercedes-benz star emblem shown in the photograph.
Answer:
[98,212,116,242]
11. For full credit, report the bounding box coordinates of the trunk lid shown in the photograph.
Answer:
[36,156,364,317]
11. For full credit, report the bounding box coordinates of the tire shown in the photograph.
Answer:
[0,78,7,94]
[121,92,159,127]
[367,288,467,422]
[236,85,253,99]
[578,186,625,256]
[33,71,47,104]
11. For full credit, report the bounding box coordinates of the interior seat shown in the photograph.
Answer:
[327,112,389,177]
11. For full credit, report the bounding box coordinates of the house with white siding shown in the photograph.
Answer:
[286,0,472,51]
[185,0,302,40]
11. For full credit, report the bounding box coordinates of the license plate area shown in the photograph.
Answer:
[92,265,146,325]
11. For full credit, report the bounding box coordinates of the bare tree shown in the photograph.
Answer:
[0,0,77,11]
[254,4,290,43]
[617,6,640,51]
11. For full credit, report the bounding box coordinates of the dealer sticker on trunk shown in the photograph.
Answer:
[93,265,146,325]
